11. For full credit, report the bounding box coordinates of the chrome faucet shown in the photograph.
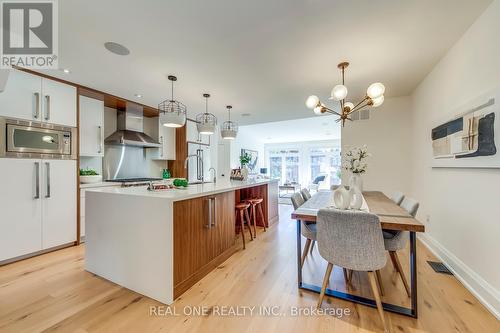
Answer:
[184,154,204,182]
[209,167,216,183]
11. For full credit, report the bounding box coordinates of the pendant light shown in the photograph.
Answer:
[221,105,238,140]
[196,93,217,135]
[158,75,187,128]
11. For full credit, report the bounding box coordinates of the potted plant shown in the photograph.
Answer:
[342,145,370,191]
[239,152,252,180]
[79,168,102,184]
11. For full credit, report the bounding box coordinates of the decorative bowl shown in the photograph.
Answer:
[80,175,102,184]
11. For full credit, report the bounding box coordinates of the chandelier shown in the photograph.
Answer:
[196,93,217,135]
[306,62,385,126]
[159,75,187,128]
[221,105,238,140]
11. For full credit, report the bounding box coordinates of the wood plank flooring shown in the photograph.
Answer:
[0,204,498,333]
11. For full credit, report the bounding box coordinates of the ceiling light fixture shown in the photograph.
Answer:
[62,68,70,74]
[306,62,385,126]
[134,94,142,98]
[221,105,238,140]
[104,42,130,56]
[196,93,217,135]
[158,75,187,128]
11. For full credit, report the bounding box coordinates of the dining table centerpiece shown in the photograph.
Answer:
[343,145,370,191]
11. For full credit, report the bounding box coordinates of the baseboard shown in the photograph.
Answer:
[0,242,76,266]
[419,234,500,320]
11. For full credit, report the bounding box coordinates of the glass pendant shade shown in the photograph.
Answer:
[306,95,320,109]
[313,103,324,115]
[330,84,348,101]
[196,94,217,135]
[221,105,238,139]
[159,75,187,127]
[371,95,385,107]
[367,82,385,99]
[344,102,354,111]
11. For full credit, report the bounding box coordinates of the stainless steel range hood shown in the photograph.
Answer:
[104,102,160,148]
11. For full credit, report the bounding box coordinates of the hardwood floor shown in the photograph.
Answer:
[0,204,498,333]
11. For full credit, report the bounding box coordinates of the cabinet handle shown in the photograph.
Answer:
[212,197,217,227]
[45,162,51,198]
[205,198,212,229]
[34,162,40,199]
[98,125,103,154]
[33,93,40,119]
[44,95,51,121]
[160,136,164,157]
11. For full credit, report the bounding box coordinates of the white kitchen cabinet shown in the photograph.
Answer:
[0,69,76,127]
[146,117,176,160]
[0,69,42,121]
[42,77,77,127]
[79,96,104,156]
[186,119,210,145]
[41,160,77,249]
[0,158,42,262]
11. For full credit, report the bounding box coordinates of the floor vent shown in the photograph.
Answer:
[428,261,453,275]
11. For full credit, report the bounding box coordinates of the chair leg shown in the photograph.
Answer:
[375,269,385,296]
[317,262,333,308]
[257,203,266,231]
[310,240,315,253]
[389,251,410,297]
[251,204,257,238]
[244,209,254,241]
[301,238,311,267]
[238,210,246,249]
[343,268,349,283]
[367,271,389,333]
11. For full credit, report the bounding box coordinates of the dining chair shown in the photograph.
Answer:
[300,188,312,201]
[316,208,388,332]
[291,193,316,266]
[390,191,405,205]
[383,197,419,297]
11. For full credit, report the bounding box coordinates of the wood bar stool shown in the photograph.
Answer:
[235,202,253,249]
[246,198,266,238]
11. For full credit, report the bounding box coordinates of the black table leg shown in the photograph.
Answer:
[410,231,418,317]
[296,220,302,288]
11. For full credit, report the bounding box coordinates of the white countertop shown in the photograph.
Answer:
[80,182,121,189]
[85,178,279,201]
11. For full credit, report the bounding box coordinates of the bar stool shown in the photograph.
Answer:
[246,198,266,238]
[235,202,253,249]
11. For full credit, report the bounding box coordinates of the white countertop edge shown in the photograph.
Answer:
[80,182,121,189]
[85,178,279,201]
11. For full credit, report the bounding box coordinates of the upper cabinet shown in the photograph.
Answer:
[79,96,104,157]
[145,116,176,160]
[186,118,210,145]
[0,69,76,127]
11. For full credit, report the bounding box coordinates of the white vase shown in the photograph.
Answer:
[349,187,363,210]
[333,186,350,210]
[241,166,249,180]
[349,173,363,192]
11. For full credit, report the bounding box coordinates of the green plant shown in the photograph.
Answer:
[173,178,188,187]
[79,168,99,176]
[240,152,251,167]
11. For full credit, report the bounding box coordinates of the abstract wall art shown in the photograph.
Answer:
[241,149,259,173]
[431,89,500,168]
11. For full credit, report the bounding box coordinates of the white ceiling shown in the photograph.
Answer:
[44,0,491,125]
[239,115,341,144]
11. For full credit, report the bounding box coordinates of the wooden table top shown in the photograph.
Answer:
[291,191,425,232]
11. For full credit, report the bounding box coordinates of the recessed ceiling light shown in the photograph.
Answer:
[62,68,70,74]
[104,42,130,56]
[325,132,332,136]
[134,94,142,98]
[241,113,251,117]
[266,137,272,140]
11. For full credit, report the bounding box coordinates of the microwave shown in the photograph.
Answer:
[0,117,77,159]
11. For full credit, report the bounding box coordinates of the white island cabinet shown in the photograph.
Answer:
[85,179,279,304]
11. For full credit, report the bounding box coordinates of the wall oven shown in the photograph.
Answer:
[0,117,77,159]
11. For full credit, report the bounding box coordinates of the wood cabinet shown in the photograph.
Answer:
[0,69,76,127]
[0,158,76,262]
[173,190,235,298]
[79,95,104,157]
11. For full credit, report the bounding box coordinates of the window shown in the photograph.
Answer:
[309,147,341,185]
[269,156,282,180]
[285,156,299,183]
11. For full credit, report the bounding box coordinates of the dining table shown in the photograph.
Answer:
[291,190,425,318]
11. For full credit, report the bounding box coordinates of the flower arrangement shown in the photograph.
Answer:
[342,145,370,174]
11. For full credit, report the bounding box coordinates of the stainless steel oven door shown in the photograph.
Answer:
[0,117,77,159]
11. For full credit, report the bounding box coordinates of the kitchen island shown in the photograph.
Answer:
[84,178,279,304]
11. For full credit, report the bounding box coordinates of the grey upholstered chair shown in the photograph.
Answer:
[291,193,316,266]
[300,188,312,201]
[390,191,405,205]
[383,196,419,297]
[316,208,388,332]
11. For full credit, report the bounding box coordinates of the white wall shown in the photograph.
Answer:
[409,0,500,318]
[342,96,413,196]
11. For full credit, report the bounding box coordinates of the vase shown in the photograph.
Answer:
[349,173,363,192]
[333,186,350,210]
[241,166,249,180]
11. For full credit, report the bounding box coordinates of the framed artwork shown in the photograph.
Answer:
[241,149,258,173]
[431,89,499,168]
